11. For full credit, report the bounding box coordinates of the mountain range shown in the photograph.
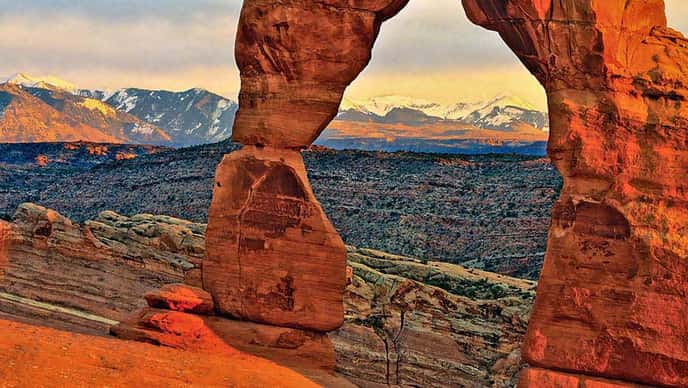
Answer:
[0,73,549,153]
[1,73,237,147]
[338,94,548,131]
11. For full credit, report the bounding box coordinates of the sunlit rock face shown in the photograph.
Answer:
[232,0,409,149]
[210,0,411,332]
[463,0,688,386]
[203,146,347,332]
[228,1,687,382]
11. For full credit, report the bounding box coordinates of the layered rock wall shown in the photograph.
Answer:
[462,0,688,386]
[0,203,203,323]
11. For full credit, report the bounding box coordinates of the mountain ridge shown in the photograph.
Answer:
[0,73,549,153]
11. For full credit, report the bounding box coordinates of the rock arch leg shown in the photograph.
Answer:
[203,0,410,332]
[463,0,688,386]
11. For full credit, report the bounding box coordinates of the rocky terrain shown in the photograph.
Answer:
[0,203,534,387]
[0,141,561,281]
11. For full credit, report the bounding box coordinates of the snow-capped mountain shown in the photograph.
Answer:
[1,73,238,147]
[3,73,78,94]
[339,94,549,131]
[0,83,171,144]
[105,88,237,147]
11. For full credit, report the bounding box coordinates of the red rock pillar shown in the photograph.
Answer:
[204,0,410,332]
[204,147,347,331]
[463,0,688,386]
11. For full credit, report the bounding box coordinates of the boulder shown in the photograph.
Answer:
[144,284,214,315]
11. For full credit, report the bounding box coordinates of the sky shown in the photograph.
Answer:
[1,0,687,110]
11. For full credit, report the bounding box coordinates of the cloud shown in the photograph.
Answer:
[1,0,242,23]
[0,0,686,106]
[0,0,242,96]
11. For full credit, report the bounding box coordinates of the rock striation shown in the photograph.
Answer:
[0,205,535,387]
[204,146,347,331]
[461,0,688,387]
[0,203,204,324]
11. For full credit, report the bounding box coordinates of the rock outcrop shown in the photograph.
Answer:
[204,146,347,331]
[334,247,535,388]
[0,203,204,324]
[0,205,535,387]
[461,0,688,387]
[231,0,688,385]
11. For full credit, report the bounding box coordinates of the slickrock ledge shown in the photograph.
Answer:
[0,318,330,388]
[0,203,204,323]
[0,204,535,387]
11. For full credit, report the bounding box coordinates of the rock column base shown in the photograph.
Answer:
[519,368,651,388]
[203,146,347,332]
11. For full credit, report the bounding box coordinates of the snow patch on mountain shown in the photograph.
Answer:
[3,73,77,93]
[130,123,156,136]
[340,93,549,131]
[108,90,139,113]
[105,88,237,146]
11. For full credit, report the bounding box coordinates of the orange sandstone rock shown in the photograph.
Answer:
[204,146,347,332]
[519,368,650,388]
[232,0,409,149]
[144,283,214,315]
[227,1,688,384]
[462,0,688,386]
[0,318,324,388]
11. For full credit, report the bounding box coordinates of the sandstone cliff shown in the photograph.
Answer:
[461,1,688,386]
[0,204,534,387]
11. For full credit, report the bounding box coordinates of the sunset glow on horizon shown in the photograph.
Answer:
[1,0,687,109]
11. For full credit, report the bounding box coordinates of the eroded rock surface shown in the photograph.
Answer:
[462,0,688,386]
[204,146,347,331]
[0,203,204,323]
[144,284,214,315]
[0,205,535,387]
[333,247,535,388]
[233,0,409,148]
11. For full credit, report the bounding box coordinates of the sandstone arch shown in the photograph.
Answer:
[206,1,688,386]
